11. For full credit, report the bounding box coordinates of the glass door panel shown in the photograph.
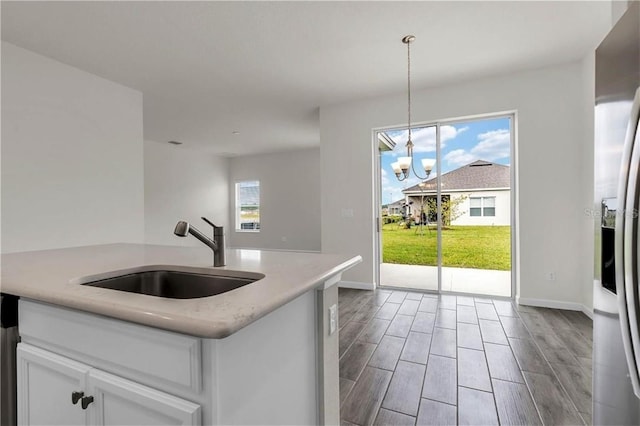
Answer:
[379,125,439,292]
[438,117,512,297]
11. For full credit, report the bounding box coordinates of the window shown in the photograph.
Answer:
[470,196,496,217]
[235,180,260,231]
[482,197,496,216]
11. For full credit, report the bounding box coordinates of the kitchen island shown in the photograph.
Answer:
[1,244,361,425]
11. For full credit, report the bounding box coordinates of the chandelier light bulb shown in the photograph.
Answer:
[398,156,412,174]
[391,162,403,177]
[422,158,436,175]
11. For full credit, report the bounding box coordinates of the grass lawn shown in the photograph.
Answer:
[382,224,511,270]
[240,210,260,221]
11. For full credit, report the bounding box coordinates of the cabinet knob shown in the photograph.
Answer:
[81,395,94,410]
[71,391,84,405]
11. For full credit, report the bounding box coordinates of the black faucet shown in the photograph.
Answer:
[174,218,226,267]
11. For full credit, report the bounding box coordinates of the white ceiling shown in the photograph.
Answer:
[2,1,611,156]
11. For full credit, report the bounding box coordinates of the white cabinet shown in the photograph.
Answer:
[89,369,200,426]
[17,344,88,426]
[17,344,200,426]
[18,293,333,425]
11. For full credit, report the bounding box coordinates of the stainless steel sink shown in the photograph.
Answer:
[77,266,264,299]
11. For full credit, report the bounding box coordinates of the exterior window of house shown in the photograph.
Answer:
[470,196,496,217]
[483,197,496,216]
[235,180,260,231]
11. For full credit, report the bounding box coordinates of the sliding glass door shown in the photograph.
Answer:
[377,115,513,297]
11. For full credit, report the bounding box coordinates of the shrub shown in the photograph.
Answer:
[383,216,402,224]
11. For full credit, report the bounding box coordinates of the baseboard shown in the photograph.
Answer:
[339,281,375,291]
[581,305,594,319]
[517,296,593,317]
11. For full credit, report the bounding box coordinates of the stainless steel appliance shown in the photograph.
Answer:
[594,3,640,424]
[0,294,19,426]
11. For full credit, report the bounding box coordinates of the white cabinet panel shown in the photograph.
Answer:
[19,300,202,393]
[89,369,200,426]
[17,344,200,426]
[17,344,89,426]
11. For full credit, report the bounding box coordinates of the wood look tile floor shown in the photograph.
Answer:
[338,288,593,426]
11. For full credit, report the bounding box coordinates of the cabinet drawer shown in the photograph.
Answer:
[19,300,201,394]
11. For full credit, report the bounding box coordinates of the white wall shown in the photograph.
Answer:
[1,42,144,253]
[144,141,229,246]
[582,52,596,313]
[404,190,510,226]
[450,190,511,226]
[228,148,321,252]
[320,60,594,306]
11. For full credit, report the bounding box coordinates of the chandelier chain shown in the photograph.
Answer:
[393,35,431,183]
[407,36,428,181]
[407,37,412,146]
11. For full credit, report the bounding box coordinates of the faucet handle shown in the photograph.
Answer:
[201,217,218,228]
[201,217,223,235]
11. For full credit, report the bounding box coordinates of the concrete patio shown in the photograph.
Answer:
[380,262,511,297]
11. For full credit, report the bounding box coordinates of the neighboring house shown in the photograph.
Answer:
[402,160,510,226]
[387,199,405,216]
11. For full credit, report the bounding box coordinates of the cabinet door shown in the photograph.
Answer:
[17,344,90,426]
[88,369,200,426]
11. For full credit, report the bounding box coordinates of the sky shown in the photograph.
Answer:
[381,116,511,205]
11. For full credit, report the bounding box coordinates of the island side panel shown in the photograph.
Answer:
[214,290,317,425]
[316,282,340,425]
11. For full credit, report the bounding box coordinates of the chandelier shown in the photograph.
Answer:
[391,35,436,182]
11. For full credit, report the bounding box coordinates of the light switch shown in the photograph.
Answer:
[341,208,354,218]
[329,304,337,335]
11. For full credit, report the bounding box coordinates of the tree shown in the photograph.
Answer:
[424,194,468,227]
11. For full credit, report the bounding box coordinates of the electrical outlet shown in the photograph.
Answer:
[547,272,556,281]
[329,304,337,335]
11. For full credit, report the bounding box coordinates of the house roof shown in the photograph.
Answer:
[403,160,510,193]
[388,199,406,207]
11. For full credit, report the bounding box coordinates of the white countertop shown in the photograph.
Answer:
[1,244,361,338]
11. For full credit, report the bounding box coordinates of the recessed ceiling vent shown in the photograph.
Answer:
[168,140,183,145]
